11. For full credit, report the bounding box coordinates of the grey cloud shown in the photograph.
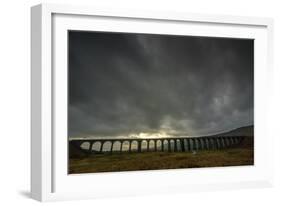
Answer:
[68,31,253,137]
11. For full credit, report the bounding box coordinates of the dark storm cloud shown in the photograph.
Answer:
[68,31,253,137]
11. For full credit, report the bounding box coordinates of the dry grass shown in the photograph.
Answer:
[69,148,254,174]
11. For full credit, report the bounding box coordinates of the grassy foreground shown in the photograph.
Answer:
[69,148,254,174]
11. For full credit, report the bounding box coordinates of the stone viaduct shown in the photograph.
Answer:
[69,136,245,155]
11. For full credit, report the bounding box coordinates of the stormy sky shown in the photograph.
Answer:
[68,31,253,138]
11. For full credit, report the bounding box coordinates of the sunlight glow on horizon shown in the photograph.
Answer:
[129,132,169,139]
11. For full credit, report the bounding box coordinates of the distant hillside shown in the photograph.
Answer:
[213,125,254,137]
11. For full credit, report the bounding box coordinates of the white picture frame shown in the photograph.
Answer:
[31,3,274,202]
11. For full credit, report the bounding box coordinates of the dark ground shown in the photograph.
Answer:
[69,136,254,174]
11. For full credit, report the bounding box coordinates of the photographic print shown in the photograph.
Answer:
[68,31,254,174]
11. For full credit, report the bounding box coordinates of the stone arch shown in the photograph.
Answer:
[209,138,215,149]
[201,138,206,150]
[213,138,219,149]
[197,138,202,150]
[183,139,188,151]
[224,137,229,147]
[130,140,138,152]
[200,138,206,150]
[179,139,185,151]
[230,137,235,145]
[206,138,211,149]
[156,140,162,151]
[141,140,148,152]
[148,140,155,151]
[102,141,112,152]
[188,139,193,151]
[174,139,180,151]
[219,137,225,148]
[235,137,240,144]
[80,141,91,151]
[191,138,197,150]
[201,138,207,150]
[218,138,223,149]
[92,141,102,152]
[163,139,169,151]
[194,138,200,150]
[234,137,238,144]
[232,137,237,145]
[229,137,233,146]
[228,137,232,146]
[196,138,200,150]
[225,137,229,146]
[228,137,233,145]
[112,141,121,152]
[170,139,176,151]
[213,138,218,149]
[185,139,191,151]
[205,137,209,150]
[121,141,130,152]
[176,139,182,151]
[216,137,222,148]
